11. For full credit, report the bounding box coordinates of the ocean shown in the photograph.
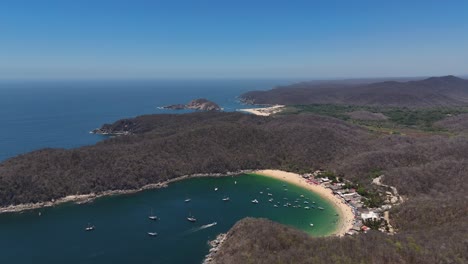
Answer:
[0,79,294,161]
[0,79,339,264]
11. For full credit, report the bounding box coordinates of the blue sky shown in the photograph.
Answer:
[1,0,467,79]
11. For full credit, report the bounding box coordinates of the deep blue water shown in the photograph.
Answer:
[0,79,294,161]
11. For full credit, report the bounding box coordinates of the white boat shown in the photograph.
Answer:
[85,224,95,231]
[147,232,158,236]
[251,199,259,204]
[310,223,314,227]
[149,209,158,220]
[187,216,197,222]
[259,191,263,194]
[214,187,218,191]
[268,198,273,202]
[235,181,237,184]
[267,193,273,196]
[300,195,304,198]
[318,207,324,210]
[184,198,191,203]
[304,206,310,210]
[222,197,230,201]
[304,201,309,204]
[273,204,278,208]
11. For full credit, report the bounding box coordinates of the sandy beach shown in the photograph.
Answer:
[253,169,355,236]
[238,105,285,116]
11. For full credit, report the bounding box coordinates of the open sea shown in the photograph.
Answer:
[0,79,338,264]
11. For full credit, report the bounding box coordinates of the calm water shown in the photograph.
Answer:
[0,79,297,161]
[0,79,338,263]
[0,174,339,264]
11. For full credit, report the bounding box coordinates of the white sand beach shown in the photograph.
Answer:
[238,105,285,116]
[253,169,355,236]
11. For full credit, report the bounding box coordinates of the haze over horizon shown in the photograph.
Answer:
[1,0,468,79]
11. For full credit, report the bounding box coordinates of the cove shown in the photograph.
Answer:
[0,174,340,264]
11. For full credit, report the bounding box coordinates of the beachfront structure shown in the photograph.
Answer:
[361,211,379,221]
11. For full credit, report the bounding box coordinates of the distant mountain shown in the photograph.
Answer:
[241,76,468,107]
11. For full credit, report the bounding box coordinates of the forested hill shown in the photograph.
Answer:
[0,112,369,206]
[241,75,468,107]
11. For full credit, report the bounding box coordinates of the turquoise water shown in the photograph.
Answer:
[0,174,339,264]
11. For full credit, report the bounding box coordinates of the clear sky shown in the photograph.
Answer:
[1,0,467,79]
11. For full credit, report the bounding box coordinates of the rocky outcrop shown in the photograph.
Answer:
[162,98,221,111]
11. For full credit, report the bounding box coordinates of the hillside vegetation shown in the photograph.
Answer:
[0,112,368,206]
[280,104,468,132]
[241,76,468,108]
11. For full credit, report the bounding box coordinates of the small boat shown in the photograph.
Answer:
[304,206,310,210]
[284,189,288,191]
[214,187,218,191]
[268,198,273,202]
[85,223,95,231]
[147,232,158,237]
[259,191,263,194]
[251,199,259,204]
[235,181,237,184]
[184,198,191,203]
[267,193,273,196]
[38,212,42,216]
[274,204,278,208]
[310,223,314,227]
[300,195,304,198]
[187,216,197,222]
[318,207,324,210]
[148,208,158,220]
[304,201,309,204]
[222,197,230,201]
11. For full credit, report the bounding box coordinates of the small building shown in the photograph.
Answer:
[361,211,379,221]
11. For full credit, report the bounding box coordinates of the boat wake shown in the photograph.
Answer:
[185,222,218,234]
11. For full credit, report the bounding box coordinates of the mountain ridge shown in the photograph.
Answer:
[241,76,468,107]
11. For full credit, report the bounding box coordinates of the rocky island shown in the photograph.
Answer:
[162,98,222,111]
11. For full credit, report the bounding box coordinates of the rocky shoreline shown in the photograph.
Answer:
[203,233,227,264]
[0,170,254,214]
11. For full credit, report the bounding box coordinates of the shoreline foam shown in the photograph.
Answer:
[252,169,354,236]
